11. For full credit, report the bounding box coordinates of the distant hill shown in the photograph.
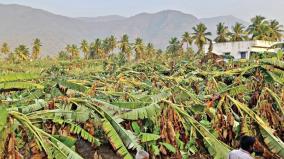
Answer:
[77,15,126,23]
[0,4,248,56]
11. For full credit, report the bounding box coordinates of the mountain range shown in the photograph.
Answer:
[0,4,248,56]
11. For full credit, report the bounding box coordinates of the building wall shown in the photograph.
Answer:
[253,40,277,47]
[203,40,278,59]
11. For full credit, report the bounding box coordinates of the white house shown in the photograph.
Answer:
[203,40,281,59]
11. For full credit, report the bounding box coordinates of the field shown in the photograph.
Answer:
[0,52,284,159]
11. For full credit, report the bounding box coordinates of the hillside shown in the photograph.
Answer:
[0,4,248,56]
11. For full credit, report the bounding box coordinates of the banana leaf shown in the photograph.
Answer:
[228,96,284,158]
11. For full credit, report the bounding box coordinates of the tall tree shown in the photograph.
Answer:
[69,44,79,59]
[230,23,248,41]
[268,20,283,41]
[192,23,212,53]
[215,23,230,42]
[58,50,69,60]
[1,42,10,56]
[252,24,271,41]
[119,34,132,61]
[145,43,155,59]
[80,40,90,59]
[248,15,270,40]
[89,42,95,59]
[156,49,163,55]
[91,39,104,59]
[134,38,144,60]
[181,32,193,49]
[15,45,29,61]
[31,38,41,60]
[102,38,111,57]
[166,37,182,55]
[65,44,72,58]
[109,35,117,54]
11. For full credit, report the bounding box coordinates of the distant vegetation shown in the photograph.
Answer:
[0,16,282,61]
[0,15,283,159]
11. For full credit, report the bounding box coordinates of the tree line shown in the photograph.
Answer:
[0,38,41,62]
[0,16,283,62]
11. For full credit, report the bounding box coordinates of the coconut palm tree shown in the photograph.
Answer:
[181,32,193,49]
[166,37,182,55]
[156,49,163,55]
[91,39,104,59]
[268,20,283,41]
[80,40,90,60]
[1,42,10,56]
[134,38,144,60]
[58,50,69,60]
[253,24,271,41]
[215,22,230,42]
[65,44,72,58]
[102,38,112,57]
[15,45,30,61]
[89,42,95,59]
[192,23,212,53]
[69,44,79,59]
[145,43,155,59]
[109,35,117,54]
[248,15,270,40]
[31,38,41,60]
[119,34,132,61]
[230,23,248,41]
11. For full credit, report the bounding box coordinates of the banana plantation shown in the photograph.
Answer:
[0,50,284,159]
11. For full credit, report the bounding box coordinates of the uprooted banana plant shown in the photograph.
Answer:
[0,52,284,159]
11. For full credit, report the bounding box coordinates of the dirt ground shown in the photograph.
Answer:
[76,139,121,159]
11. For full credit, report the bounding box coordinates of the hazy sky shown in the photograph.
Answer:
[0,0,283,23]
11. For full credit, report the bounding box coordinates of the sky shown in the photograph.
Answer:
[0,0,283,24]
